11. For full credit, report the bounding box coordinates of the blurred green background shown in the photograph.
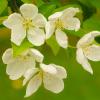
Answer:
[0,0,100,100]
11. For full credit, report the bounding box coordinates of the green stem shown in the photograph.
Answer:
[68,45,77,49]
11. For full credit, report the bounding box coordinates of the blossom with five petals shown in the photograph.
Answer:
[46,7,80,48]
[2,48,44,80]
[23,63,67,97]
[76,31,100,74]
[3,4,47,46]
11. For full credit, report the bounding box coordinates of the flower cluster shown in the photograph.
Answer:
[2,3,100,98]
[2,48,67,97]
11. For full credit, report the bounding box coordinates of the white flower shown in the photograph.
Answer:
[24,63,67,97]
[2,48,44,80]
[3,4,47,46]
[76,31,100,74]
[46,7,80,48]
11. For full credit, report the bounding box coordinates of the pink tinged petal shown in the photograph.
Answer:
[84,45,100,61]
[3,13,23,29]
[40,64,57,75]
[33,13,47,28]
[6,57,36,80]
[20,4,38,19]
[55,28,68,48]
[30,48,44,63]
[62,18,80,31]
[27,27,45,46]
[43,73,64,93]
[50,64,67,79]
[2,48,13,64]
[23,68,39,86]
[48,12,63,21]
[76,48,93,74]
[25,74,42,97]
[11,24,26,46]
[45,21,55,39]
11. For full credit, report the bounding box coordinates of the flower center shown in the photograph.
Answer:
[23,19,33,30]
[55,19,63,29]
[83,47,90,55]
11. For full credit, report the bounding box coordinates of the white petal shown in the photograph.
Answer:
[62,18,80,31]
[2,48,13,64]
[90,31,100,37]
[9,75,21,80]
[6,57,35,80]
[40,63,57,75]
[48,12,63,21]
[84,45,100,61]
[43,73,64,93]
[33,13,47,28]
[55,28,68,48]
[62,7,80,18]
[25,74,42,97]
[77,31,100,48]
[76,48,93,74]
[50,64,67,79]
[11,24,26,46]
[30,48,44,63]
[27,27,45,46]
[23,68,39,86]
[20,4,38,19]
[3,13,23,29]
[45,21,55,39]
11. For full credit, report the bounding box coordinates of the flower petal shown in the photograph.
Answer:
[40,63,57,75]
[76,48,93,74]
[6,57,35,80]
[43,73,64,93]
[30,48,44,63]
[20,4,38,19]
[33,13,47,28]
[55,28,68,48]
[77,31,100,48]
[11,24,26,46]
[62,18,80,31]
[23,68,39,86]
[2,48,13,64]
[50,64,67,79]
[62,7,80,18]
[3,13,23,29]
[25,74,42,97]
[84,45,100,61]
[48,12,63,21]
[27,27,45,46]
[45,21,55,39]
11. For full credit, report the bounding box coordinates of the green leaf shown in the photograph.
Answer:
[46,35,60,55]
[64,29,85,37]
[21,0,33,3]
[83,15,100,32]
[49,0,61,7]
[0,16,7,25]
[21,0,45,7]
[88,0,100,8]
[0,0,8,15]
[53,4,82,13]
[12,39,33,57]
[34,0,45,7]
[39,3,56,18]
